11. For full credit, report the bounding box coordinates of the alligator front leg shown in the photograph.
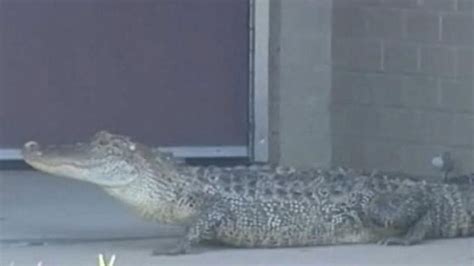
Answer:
[152,211,221,256]
[152,231,194,255]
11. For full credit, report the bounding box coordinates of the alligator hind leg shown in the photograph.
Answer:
[367,192,432,246]
[378,213,432,245]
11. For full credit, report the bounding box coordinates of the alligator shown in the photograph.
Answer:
[22,131,474,255]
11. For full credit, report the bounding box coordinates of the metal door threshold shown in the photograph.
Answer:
[0,146,248,160]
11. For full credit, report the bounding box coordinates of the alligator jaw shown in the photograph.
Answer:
[21,139,135,187]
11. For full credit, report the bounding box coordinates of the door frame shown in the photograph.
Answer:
[249,0,270,162]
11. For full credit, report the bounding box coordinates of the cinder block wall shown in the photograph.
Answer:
[331,0,474,176]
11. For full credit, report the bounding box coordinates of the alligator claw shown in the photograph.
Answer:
[152,243,190,256]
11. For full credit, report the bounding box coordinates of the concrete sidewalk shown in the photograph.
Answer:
[1,171,473,266]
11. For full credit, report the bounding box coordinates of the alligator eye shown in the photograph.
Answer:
[129,144,136,151]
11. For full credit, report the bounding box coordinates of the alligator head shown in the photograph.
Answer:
[22,131,155,187]
[22,131,205,224]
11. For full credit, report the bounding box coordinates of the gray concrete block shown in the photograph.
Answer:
[368,74,404,107]
[376,107,417,141]
[383,42,419,74]
[331,104,379,137]
[421,0,456,11]
[439,79,474,112]
[280,33,331,68]
[441,13,474,45]
[279,111,332,167]
[419,45,456,77]
[413,110,454,145]
[330,106,349,136]
[314,2,333,35]
[366,8,404,40]
[331,71,372,104]
[332,38,382,71]
[456,47,474,78]
[453,148,474,173]
[457,0,474,11]
[332,7,368,38]
[331,134,367,168]
[404,11,440,42]
[279,104,331,139]
[363,139,402,171]
[451,114,474,147]
[279,65,332,113]
[401,76,439,108]
[280,135,332,167]
[382,0,420,9]
[281,0,332,35]
[333,0,383,8]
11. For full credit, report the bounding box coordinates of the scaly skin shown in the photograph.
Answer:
[22,131,474,255]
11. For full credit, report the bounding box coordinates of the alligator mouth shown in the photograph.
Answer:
[22,140,102,171]
[22,134,140,187]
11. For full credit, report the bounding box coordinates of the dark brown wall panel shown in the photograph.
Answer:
[0,0,249,148]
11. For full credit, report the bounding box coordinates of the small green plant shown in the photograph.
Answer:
[98,254,116,266]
